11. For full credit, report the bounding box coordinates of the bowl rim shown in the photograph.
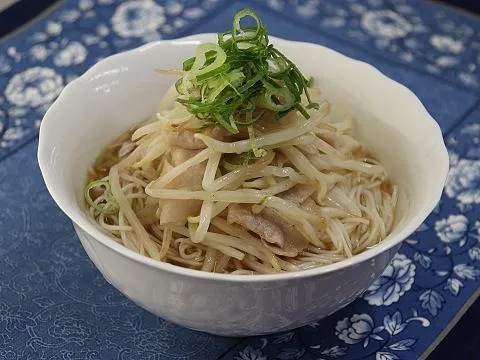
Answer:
[38,33,449,283]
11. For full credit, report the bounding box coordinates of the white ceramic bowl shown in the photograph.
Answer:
[38,34,449,336]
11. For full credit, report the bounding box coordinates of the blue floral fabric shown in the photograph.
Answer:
[0,0,479,359]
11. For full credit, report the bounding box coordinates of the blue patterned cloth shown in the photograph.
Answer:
[0,0,479,359]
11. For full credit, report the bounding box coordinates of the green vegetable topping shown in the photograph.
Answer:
[175,8,318,133]
[85,178,119,215]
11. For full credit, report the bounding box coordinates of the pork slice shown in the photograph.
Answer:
[160,200,202,225]
[227,204,309,257]
[169,130,205,150]
[301,198,319,212]
[261,208,309,257]
[169,148,205,190]
[281,184,316,204]
[170,147,199,167]
[159,148,204,224]
[169,127,226,150]
[227,204,285,247]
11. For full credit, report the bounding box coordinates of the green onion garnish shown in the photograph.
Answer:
[85,178,119,215]
[175,8,318,133]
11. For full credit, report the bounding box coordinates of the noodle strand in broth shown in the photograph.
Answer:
[85,91,397,274]
[84,8,397,275]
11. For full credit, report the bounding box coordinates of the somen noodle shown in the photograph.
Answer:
[84,9,398,275]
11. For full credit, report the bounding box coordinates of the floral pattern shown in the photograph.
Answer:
[0,0,479,359]
[264,0,480,89]
[363,254,416,306]
[4,67,63,107]
[111,0,166,39]
[361,10,413,40]
[335,314,384,346]
[445,159,480,207]
[435,214,469,244]
[53,41,88,67]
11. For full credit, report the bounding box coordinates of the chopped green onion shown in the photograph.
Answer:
[247,126,267,158]
[306,76,314,87]
[85,178,119,215]
[172,8,318,134]
[259,196,269,206]
[242,150,254,165]
[260,87,295,112]
[233,9,262,41]
[190,44,227,77]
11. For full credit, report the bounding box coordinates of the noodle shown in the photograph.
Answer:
[85,91,397,275]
